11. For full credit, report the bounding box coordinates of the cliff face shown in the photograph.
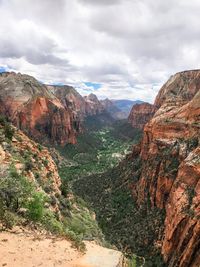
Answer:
[84,93,104,115]
[128,102,155,129]
[48,85,86,120]
[0,72,78,145]
[130,70,200,267]
[49,87,105,118]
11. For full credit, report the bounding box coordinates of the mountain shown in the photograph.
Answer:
[47,84,87,120]
[128,102,155,129]
[100,98,126,119]
[73,70,200,267]
[0,73,107,146]
[84,93,104,115]
[112,99,143,116]
[0,72,79,145]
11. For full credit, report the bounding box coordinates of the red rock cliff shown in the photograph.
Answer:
[130,70,200,267]
[128,102,155,129]
[0,72,78,145]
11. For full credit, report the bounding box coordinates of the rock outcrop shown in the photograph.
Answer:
[0,72,78,145]
[128,102,155,129]
[84,93,104,115]
[130,70,200,267]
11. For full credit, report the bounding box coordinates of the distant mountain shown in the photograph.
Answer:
[100,98,126,119]
[112,99,144,116]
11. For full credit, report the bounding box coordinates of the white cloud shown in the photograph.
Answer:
[0,0,200,102]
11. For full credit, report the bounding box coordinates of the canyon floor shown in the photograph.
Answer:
[0,227,123,267]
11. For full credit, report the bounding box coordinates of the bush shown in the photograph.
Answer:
[0,210,18,229]
[24,160,34,171]
[41,210,64,234]
[0,165,33,211]
[4,123,14,141]
[27,192,46,221]
[0,115,7,126]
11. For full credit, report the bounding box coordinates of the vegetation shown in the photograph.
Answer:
[72,158,166,266]
[57,119,142,183]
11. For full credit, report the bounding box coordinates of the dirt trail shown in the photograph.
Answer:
[0,228,123,267]
[0,227,80,267]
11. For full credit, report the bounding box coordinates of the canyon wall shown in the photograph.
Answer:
[130,70,200,267]
[128,102,155,129]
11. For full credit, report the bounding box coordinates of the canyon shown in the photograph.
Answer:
[0,70,200,267]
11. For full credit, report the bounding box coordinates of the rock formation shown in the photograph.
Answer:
[128,102,155,129]
[0,72,78,145]
[130,70,200,267]
[100,98,127,119]
[84,93,104,115]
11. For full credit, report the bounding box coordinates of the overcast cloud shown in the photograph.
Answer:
[0,0,200,102]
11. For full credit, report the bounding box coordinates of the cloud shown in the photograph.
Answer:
[0,0,200,102]
[78,0,122,6]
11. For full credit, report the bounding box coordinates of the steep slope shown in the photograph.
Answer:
[128,102,155,129]
[0,72,79,145]
[0,116,126,267]
[48,84,87,120]
[0,116,105,248]
[132,70,200,267]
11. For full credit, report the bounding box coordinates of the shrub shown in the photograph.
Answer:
[4,123,14,141]
[0,164,33,211]
[42,158,49,167]
[24,160,34,171]
[41,210,64,234]
[37,144,43,152]
[0,208,18,230]
[27,192,46,221]
[0,115,7,126]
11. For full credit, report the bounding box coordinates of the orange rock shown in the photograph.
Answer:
[130,70,200,266]
[128,102,155,129]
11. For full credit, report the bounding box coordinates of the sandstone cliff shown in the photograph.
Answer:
[0,72,78,145]
[130,70,200,267]
[128,102,155,129]
[84,93,104,115]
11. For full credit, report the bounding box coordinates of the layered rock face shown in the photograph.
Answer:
[50,87,105,118]
[84,93,104,115]
[130,70,200,267]
[48,85,87,120]
[128,102,155,129]
[0,72,79,145]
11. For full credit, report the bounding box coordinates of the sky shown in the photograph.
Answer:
[0,0,200,102]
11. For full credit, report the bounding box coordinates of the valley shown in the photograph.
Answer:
[0,70,199,267]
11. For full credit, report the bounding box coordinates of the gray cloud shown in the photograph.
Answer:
[78,0,122,6]
[0,0,200,102]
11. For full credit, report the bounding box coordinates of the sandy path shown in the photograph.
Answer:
[0,228,124,267]
[0,228,81,267]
